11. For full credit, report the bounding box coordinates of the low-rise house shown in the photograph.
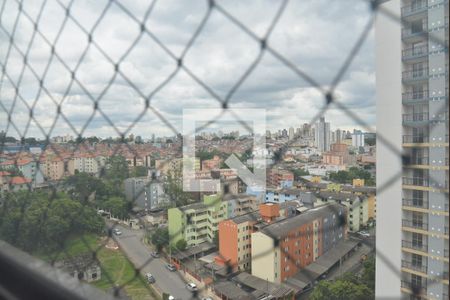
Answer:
[54,254,101,283]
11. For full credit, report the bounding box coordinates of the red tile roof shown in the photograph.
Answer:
[10,176,32,185]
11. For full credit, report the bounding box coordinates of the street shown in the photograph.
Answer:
[112,225,192,300]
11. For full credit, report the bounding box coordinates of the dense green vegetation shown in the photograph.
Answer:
[328,167,375,186]
[310,256,375,300]
[291,168,310,180]
[151,227,170,252]
[0,191,104,253]
[165,169,191,207]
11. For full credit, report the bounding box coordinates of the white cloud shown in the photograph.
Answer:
[0,0,376,138]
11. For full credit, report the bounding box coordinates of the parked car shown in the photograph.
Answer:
[150,251,160,258]
[201,298,213,300]
[145,273,155,283]
[168,296,175,300]
[358,231,370,238]
[113,228,122,236]
[186,283,197,291]
[166,264,176,271]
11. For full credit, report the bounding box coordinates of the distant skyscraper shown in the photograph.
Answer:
[302,123,311,137]
[314,117,330,152]
[336,129,342,144]
[266,130,271,139]
[281,129,288,138]
[352,130,365,148]
[288,127,295,140]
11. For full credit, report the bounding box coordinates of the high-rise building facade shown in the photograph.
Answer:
[314,117,331,152]
[352,130,365,148]
[376,1,449,299]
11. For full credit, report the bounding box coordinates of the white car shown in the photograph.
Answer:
[145,273,155,283]
[358,231,370,238]
[113,228,122,236]
[186,283,198,291]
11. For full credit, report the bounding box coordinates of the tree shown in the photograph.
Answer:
[175,239,187,251]
[130,166,148,177]
[65,172,105,201]
[361,256,375,290]
[151,227,169,251]
[291,168,309,180]
[0,191,104,252]
[328,167,375,186]
[105,155,129,181]
[165,169,190,207]
[310,279,374,300]
[101,196,130,219]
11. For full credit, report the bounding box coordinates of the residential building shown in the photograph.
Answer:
[322,143,354,166]
[40,157,74,181]
[314,117,331,152]
[251,203,346,283]
[74,155,106,176]
[168,194,258,247]
[376,1,449,298]
[352,130,365,148]
[201,155,221,170]
[124,177,167,210]
[265,188,301,203]
[217,201,303,273]
[267,169,294,188]
[218,212,258,272]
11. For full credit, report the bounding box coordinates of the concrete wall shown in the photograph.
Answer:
[375,1,403,298]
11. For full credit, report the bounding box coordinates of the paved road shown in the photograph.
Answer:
[112,225,192,300]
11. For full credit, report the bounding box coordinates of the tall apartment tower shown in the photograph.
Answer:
[314,117,331,152]
[376,1,449,299]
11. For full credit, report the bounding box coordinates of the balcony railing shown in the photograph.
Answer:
[411,156,430,165]
[402,260,428,273]
[402,177,429,187]
[402,113,429,123]
[402,44,428,60]
[402,240,428,252]
[402,89,448,104]
[402,219,428,231]
[402,135,429,143]
[402,198,429,209]
[401,280,427,294]
[402,68,429,81]
[401,0,428,17]
[402,27,428,39]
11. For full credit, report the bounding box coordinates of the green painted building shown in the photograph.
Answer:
[168,194,257,247]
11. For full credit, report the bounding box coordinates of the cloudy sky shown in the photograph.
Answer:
[0,0,376,139]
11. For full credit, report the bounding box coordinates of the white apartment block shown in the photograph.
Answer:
[376,1,448,299]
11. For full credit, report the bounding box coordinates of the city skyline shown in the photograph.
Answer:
[0,0,375,139]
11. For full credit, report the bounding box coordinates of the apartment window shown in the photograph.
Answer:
[410,20,424,34]
[412,212,423,227]
[412,233,423,247]
[411,254,422,267]
[411,274,422,287]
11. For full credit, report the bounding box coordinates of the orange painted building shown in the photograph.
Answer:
[218,213,257,272]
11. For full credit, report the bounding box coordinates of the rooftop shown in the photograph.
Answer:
[259,203,344,239]
[317,191,359,202]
